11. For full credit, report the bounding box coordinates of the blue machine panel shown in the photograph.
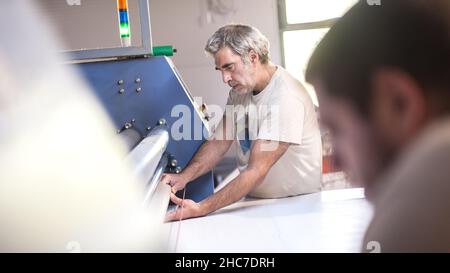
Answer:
[75,56,214,202]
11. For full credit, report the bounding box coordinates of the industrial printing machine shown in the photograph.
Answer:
[40,0,215,206]
[38,0,214,225]
[77,56,214,204]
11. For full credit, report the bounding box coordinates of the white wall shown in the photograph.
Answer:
[149,0,282,108]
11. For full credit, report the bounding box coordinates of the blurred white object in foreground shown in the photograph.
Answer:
[0,0,168,252]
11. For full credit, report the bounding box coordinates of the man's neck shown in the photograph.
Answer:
[253,62,277,95]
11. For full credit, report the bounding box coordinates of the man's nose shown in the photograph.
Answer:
[222,71,232,84]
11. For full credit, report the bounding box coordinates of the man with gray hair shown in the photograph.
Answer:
[164,24,322,221]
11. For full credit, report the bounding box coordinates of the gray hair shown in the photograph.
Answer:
[205,24,270,64]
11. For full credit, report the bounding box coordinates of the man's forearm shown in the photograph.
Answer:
[181,139,233,182]
[199,168,263,215]
[197,140,290,216]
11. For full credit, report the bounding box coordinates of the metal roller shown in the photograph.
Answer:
[119,127,142,150]
[143,152,169,205]
[126,126,169,186]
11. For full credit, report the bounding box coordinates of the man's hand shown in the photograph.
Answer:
[165,193,204,222]
[161,173,189,193]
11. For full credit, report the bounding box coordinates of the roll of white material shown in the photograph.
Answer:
[126,126,170,185]
[143,152,169,206]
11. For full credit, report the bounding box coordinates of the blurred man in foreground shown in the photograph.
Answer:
[306,0,450,252]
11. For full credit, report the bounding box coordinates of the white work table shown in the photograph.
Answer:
[166,188,373,253]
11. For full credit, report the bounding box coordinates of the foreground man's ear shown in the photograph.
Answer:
[371,68,428,148]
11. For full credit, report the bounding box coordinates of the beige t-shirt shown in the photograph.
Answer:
[218,66,322,198]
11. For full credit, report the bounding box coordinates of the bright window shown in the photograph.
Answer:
[280,0,358,106]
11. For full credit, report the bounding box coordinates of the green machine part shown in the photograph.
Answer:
[152,45,177,56]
